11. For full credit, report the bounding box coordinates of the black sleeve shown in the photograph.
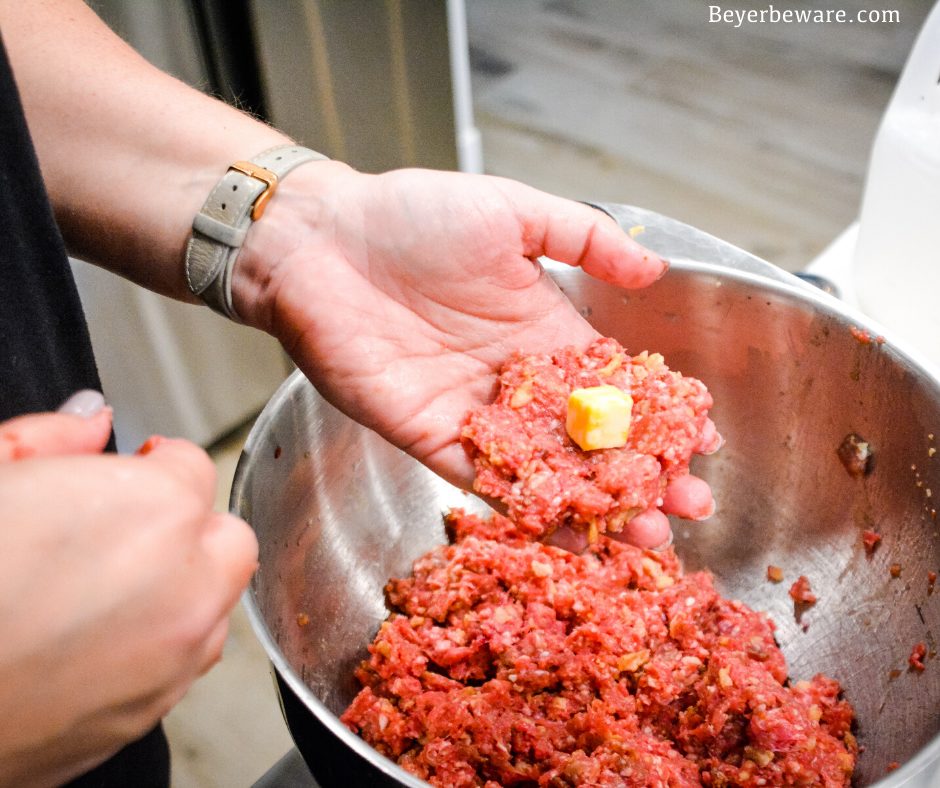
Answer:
[0,32,102,420]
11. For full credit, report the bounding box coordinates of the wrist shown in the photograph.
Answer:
[184,144,340,321]
[229,159,360,331]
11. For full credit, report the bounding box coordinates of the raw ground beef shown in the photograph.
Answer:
[342,511,857,787]
[342,341,855,785]
[461,338,713,541]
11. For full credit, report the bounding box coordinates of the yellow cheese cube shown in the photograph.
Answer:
[565,385,633,451]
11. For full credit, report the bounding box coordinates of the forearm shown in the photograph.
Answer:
[0,0,291,300]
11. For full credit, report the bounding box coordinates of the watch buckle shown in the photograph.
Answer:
[229,161,279,220]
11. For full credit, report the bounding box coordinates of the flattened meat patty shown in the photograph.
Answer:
[461,338,713,540]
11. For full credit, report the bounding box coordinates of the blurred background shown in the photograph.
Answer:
[74,0,932,784]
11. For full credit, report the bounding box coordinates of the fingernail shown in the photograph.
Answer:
[650,530,674,552]
[57,389,106,418]
[697,420,724,455]
[136,435,167,456]
[654,258,670,282]
[692,500,717,522]
[701,434,725,455]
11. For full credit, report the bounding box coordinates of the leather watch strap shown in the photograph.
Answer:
[185,144,329,321]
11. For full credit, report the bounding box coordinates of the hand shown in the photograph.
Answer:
[235,166,714,547]
[0,400,257,787]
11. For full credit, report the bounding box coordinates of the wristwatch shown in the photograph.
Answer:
[184,144,328,321]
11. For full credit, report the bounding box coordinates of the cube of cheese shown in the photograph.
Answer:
[565,385,633,451]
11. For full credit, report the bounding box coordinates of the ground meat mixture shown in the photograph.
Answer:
[461,339,714,540]
[342,511,857,787]
[343,342,855,785]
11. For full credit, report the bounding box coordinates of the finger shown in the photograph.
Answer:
[135,436,217,509]
[609,508,672,549]
[508,184,668,289]
[58,389,108,418]
[200,512,259,608]
[661,474,715,521]
[0,406,112,463]
[197,615,231,676]
[544,526,589,553]
[696,418,723,455]
[123,539,244,717]
[424,441,478,494]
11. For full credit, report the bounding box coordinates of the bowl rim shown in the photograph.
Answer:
[234,257,940,788]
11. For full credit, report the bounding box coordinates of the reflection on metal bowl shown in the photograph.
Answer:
[233,206,940,788]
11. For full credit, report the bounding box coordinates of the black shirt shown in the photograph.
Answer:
[0,34,169,787]
[0,40,100,419]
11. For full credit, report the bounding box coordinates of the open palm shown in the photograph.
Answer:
[238,167,711,540]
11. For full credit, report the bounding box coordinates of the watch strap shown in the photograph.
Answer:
[185,144,328,321]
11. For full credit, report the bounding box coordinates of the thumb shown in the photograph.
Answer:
[0,390,112,463]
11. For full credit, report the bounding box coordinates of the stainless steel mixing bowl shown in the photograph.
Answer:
[233,205,940,787]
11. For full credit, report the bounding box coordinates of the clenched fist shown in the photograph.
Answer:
[0,394,257,787]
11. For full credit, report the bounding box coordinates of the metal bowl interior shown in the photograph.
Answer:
[234,259,940,787]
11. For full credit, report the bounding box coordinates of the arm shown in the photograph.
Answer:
[0,0,663,302]
[1,0,709,524]
[0,0,296,299]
